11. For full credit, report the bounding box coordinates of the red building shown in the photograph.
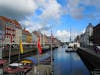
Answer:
[0,16,16,44]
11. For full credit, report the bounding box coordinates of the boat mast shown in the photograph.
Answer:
[69,25,71,42]
[51,29,53,75]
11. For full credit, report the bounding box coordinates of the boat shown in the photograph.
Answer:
[65,47,75,52]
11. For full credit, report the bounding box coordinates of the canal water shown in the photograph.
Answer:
[53,47,90,75]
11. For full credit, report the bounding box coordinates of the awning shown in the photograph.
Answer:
[23,54,50,65]
[39,54,50,62]
[9,63,22,67]
[20,60,33,64]
[24,57,37,65]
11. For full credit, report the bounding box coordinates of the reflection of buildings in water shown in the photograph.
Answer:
[72,53,81,61]
[56,49,70,59]
[54,48,90,75]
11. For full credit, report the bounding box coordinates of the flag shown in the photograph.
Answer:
[37,36,42,54]
[20,40,24,54]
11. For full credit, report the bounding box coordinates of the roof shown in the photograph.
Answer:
[94,23,100,30]
[0,16,13,23]
[13,20,22,29]
[23,29,31,35]
[0,16,22,29]
[0,16,10,22]
[33,31,42,37]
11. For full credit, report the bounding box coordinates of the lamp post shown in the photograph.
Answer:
[51,29,54,75]
[8,34,12,64]
[8,20,15,64]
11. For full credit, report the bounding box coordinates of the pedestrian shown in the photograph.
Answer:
[94,46,97,54]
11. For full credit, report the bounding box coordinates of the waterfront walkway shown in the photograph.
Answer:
[26,65,51,75]
[79,47,100,58]
[78,47,100,75]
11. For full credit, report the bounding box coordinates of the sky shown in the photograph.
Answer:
[0,0,100,42]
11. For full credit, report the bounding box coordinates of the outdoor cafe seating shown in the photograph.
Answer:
[4,62,32,75]
[0,59,7,65]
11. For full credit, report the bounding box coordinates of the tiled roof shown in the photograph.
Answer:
[0,16,10,22]
[0,16,22,29]
[33,31,43,37]
[13,20,22,29]
[23,29,31,35]
[0,16,13,23]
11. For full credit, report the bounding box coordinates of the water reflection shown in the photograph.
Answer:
[53,47,90,75]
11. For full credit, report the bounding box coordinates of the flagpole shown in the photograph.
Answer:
[9,34,12,64]
[37,46,39,75]
[8,20,15,64]
[51,30,53,75]
[37,34,41,75]
[18,39,21,61]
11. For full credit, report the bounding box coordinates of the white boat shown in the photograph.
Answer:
[65,47,75,52]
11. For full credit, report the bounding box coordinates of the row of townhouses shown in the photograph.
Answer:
[75,23,100,47]
[0,16,61,47]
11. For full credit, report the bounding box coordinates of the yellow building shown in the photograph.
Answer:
[26,33,32,43]
[22,29,32,43]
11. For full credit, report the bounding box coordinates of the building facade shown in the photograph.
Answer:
[31,32,38,45]
[93,23,100,45]
[78,23,93,47]
[85,23,93,46]
[14,20,22,44]
[22,29,32,43]
[0,16,16,44]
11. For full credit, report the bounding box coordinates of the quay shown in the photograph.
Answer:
[2,46,58,75]
[3,46,57,63]
[77,47,100,74]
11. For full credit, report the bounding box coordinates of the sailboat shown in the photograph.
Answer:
[65,25,75,52]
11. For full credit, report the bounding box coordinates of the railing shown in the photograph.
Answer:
[91,68,100,75]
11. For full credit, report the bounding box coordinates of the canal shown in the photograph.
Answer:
[53,47,90,75]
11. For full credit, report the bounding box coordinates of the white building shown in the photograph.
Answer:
[85,23,93,46]
[32,31,38,45]
[79,23,93,47]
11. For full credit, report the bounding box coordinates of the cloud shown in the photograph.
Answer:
[55,30,78,42]
[65,0,100,19]
[35,0,63,20]
[0,0,63,32]
[55,30,70,42]
[20,20,44,32]
[20,17,52,32]
[0,0,37,20]
[66,0,84,19]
